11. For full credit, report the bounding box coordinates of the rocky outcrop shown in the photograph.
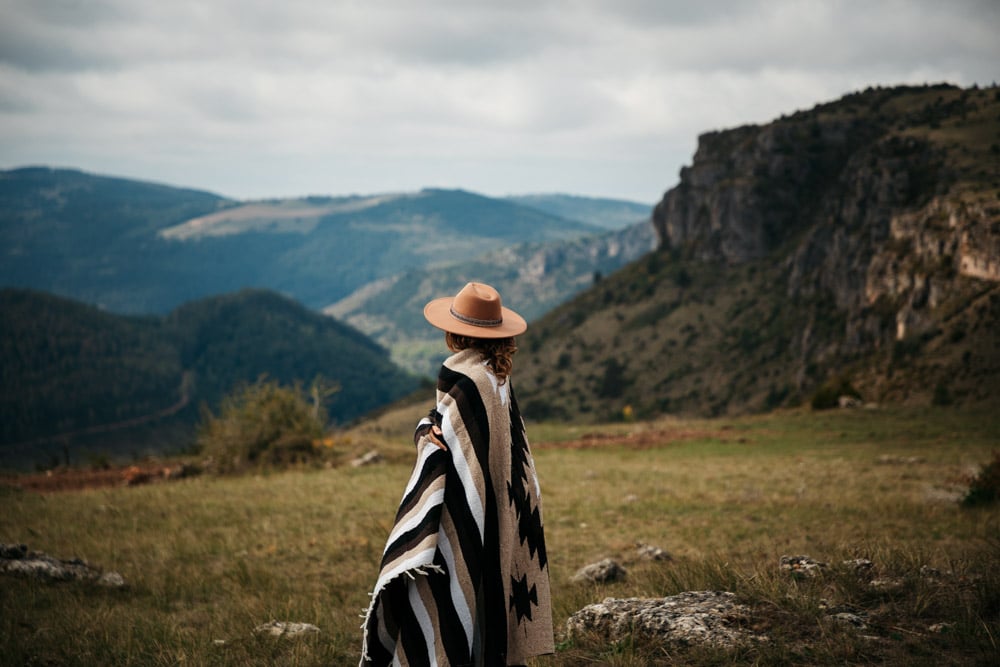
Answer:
[253,620,320,638]
[571,558,628,583]
[650,84,1000,406]
[0,543,126,587]
[565,591,766,648]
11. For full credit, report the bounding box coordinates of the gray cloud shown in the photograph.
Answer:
[0,0,996,202]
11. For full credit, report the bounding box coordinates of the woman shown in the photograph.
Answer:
[361,282,553,667]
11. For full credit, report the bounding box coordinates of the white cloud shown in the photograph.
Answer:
[0,0,996,203]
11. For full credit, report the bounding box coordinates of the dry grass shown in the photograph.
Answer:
[2,406,998,665]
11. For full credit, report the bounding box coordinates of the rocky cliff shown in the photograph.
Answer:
[517,85,999,419]
[648,84,1000,405]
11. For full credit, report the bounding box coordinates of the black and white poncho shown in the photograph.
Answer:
[361,348,553,666]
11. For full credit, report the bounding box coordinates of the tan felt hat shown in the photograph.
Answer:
[423,282,527,338]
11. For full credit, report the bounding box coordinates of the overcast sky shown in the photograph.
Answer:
[1,1,997,204]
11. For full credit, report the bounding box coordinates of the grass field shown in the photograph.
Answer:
[2,406,999,665]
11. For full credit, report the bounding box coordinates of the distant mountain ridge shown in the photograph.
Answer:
[327,220,656,375]
[0,288,418,469]
[0,170,609,313]
[503,194,652,230]
[514,84,1000,420]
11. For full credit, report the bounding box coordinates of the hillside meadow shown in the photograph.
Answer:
[1,406,998,666]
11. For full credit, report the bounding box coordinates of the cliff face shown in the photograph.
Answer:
[647,84,1000,405]
[516,85,999,421]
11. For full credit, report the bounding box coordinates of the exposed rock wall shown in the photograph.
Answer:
[649,84,1000,405]
[653,86,1000,396]
[517,85,999,419]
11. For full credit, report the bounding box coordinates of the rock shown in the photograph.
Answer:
[828,611,869,630]
[842,558,875,575]
[779,555,827,577]
[97,571,127,588]
[0,543,126,588]
[566,591,767,649]
[870,577,904,591]
[636,542,672,561]
[838,395,863,408]
[928,622,954,634]
[571,558,627,583]
[351,450,382,467]
[253,620,320,638]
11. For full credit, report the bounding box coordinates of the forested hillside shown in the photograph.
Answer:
[0,289,418,468]
[0,170,603,313]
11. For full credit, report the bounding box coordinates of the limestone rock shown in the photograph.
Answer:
[829,611,868,630]
[0,543,126,588]
[636,542,672,561]
[779,554,827,578]
[870,577,904,591]
[820,602,870,630]
[571,558,627,583]
[842,558,875,576]
[838,395,863,408]
[253,620,320,638]
[351,450,382,467]
[566,591,766,648]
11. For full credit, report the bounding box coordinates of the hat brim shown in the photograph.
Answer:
[423,297,527,338]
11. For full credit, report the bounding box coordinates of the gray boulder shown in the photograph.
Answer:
[0,543,126,588]
[253,620,320,638]
[636,542,672,561]
[779,554,827,577]
[566,591,766,648]
[571,558,627,583]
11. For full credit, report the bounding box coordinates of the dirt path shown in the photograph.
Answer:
[4,462,195,494]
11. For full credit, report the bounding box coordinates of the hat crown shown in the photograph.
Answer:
[423,281,526,338]
[450,282,503,327]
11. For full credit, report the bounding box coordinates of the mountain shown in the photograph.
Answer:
[513,84,1000,421]
[0,171,602,313]
[326,220,657,375]
[0,288,419,469]
[504,194,652,230]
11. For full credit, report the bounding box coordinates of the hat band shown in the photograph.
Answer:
[450,306,502,328]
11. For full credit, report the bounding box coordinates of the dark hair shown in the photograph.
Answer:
[445,332,517,384]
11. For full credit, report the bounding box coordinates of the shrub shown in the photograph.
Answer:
[962,451,1000,507]
[197,377,330,473]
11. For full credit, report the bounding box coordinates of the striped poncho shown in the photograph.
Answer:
[361,348,553,666]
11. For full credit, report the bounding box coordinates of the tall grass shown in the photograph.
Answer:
[2,407,998,665]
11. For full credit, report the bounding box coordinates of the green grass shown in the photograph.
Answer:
[2,406,999,665]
